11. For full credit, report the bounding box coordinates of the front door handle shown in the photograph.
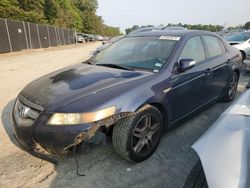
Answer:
[205,68,212,76]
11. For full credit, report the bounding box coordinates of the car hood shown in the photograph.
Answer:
[228,41,250,53]
[20,63,149,111]
[227,40,244,45]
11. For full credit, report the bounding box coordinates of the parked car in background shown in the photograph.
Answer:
[86,34,97,42]
[225,31,250,69]
[76,33,92,42]
[11,30,241,164]
[93,35,124,55]
[184,85,250,188]
[95,35,105,41]
[75,34,86,43]
[218,29,247,38]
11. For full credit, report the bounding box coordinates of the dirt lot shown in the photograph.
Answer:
[0,43,249,188]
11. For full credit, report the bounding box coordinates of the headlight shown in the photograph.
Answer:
[47,106,116,125]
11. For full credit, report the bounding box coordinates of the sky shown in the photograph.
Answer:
[97,0,250,32]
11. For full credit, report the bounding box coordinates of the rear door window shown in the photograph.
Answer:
[203,36,225,58]
[180,36,206,63]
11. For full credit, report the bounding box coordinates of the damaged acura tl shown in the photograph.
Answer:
[11,30,242,164]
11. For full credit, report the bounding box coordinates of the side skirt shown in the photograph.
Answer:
[169,94,222,128]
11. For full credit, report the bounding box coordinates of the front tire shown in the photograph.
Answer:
[112,105,163,162]
[222,71,239,102]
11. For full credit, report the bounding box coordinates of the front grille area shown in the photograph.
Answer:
[13,96,43,127]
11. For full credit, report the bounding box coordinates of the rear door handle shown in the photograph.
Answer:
[227,56,237,63]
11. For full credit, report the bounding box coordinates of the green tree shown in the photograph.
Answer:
[125,25,140,34]
[0,0,121,36]
[244,22,250,29]
[73,0,98,12]
[44,0,58,24]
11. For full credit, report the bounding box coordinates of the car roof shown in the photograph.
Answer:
[126,26,164,36]
[127,30,218,38]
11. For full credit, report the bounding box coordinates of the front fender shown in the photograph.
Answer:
[193,89,250,188]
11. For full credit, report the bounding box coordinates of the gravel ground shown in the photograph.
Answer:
[0,44,249,188]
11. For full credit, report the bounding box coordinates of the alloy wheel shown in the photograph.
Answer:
[228,72,238,99]
[131,114,161,156]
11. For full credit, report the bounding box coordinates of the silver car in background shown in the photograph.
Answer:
[184,85,250,188]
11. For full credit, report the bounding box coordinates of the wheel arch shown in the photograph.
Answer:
[133,100,170,131]
[148,102,170,130]
[240,50,246,61]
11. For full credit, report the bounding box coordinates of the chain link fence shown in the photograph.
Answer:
[0,18,76,53]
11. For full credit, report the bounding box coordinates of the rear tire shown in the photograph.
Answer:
[221,71,239,102]
[112,105,163,162]
[184,160,208,188]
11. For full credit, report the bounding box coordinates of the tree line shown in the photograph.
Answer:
[0,0,121,37]
[125,22,250,34]
[228,22,250,30]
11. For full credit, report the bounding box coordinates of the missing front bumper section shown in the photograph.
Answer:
[63,124,101,153]
[13,134,59,164]
[63,112,135,154]
[14,112,135,164]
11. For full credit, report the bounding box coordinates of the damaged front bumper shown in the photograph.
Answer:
[11,106,133,164]
[12,114,102,164]
[13,133,59,164]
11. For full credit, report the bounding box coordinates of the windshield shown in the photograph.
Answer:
[226,32,250,42]
[92,37,177,72]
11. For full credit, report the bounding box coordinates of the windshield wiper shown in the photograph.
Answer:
[96,63,134,71]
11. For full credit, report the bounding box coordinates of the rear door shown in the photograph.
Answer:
[202,36,230,98]
[168,36,212,122]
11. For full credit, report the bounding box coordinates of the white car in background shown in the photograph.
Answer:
[184,84,250,188]
[226,31,250,69]
[95,35,105,41]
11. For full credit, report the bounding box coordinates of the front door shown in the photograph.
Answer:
[167,36,212,122]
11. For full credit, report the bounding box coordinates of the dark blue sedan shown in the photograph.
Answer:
[12,30,242,163]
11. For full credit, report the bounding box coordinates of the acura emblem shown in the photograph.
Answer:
[19,106,31,119]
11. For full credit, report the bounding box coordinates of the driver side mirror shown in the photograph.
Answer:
[178,59,196,72]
